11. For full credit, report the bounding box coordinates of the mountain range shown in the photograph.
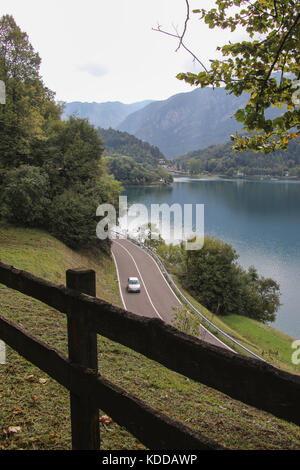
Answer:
[62,100,153,129]
[62,87,280,158]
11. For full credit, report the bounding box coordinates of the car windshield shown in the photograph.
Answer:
[129,279,139,284]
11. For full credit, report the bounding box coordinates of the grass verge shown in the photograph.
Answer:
[167,269,300,375]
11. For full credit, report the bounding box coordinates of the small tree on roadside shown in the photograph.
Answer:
[172,306,201,338]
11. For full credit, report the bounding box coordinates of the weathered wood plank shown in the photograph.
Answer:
[66,269,100,450]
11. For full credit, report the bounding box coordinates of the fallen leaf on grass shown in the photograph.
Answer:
[29,437,41,443]
[100,415,113,425]
[27,375,35,382]
[31,395,42,404]
[48,433,60,440]
[8,426,21,434]
[38,378,47,384]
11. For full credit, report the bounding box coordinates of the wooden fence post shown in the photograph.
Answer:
[66,268,100,450]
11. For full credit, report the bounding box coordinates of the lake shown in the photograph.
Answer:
[122,177,300,339]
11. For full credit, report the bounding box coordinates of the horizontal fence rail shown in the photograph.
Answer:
[0,260,300,449]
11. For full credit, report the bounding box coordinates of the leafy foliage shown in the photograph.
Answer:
[1,165,51,227]
[48,183,119,250]
[156,241,185,266]
[100,128,173,186]
[43,116,106,193]
[176,1,300,152]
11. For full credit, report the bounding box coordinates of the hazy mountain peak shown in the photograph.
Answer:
[117,87,249,157]
[62,99,153,129]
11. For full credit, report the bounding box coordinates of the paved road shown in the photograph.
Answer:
[112,238,230,350]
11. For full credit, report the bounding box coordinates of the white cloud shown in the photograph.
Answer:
[78,63,108,77]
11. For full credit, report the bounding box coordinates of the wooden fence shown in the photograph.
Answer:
[0,260,299,450]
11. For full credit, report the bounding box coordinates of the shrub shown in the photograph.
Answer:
[1,165,50,227]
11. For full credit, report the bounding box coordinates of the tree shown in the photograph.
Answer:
[155,1,300,153]
[1,165,51,227]
[49,187,102,249]
[183,236,280,323]
[0,15,61,168]
[185,236,239,315]
[188,157,202,175]
[157,241,185,265]
[157,165,173,183]
[44,116,106,193]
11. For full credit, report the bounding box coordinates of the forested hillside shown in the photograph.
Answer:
[99,127,166,166]
[105,154,172,186]
[175,140,300,177]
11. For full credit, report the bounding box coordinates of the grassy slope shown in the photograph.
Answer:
[0,223,299,450]
[222,315,299,371]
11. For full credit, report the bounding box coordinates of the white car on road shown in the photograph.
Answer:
[127,277,141,293]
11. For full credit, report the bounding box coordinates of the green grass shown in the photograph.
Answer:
[0,222,121,307]
[0,223,299,450]
[222,315,299,369]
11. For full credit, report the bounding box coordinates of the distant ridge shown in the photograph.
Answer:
[62,100,153,129]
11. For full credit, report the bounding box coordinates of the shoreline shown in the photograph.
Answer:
[172,173,300,182]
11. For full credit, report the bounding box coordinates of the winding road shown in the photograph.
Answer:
[112,238,230,350]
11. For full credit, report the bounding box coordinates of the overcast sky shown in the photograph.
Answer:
[1,0,245,104]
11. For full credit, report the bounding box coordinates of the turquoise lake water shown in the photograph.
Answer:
[122,177,300,339]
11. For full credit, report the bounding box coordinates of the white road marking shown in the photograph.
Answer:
[111,250,127,311]
[113,240,163,321]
